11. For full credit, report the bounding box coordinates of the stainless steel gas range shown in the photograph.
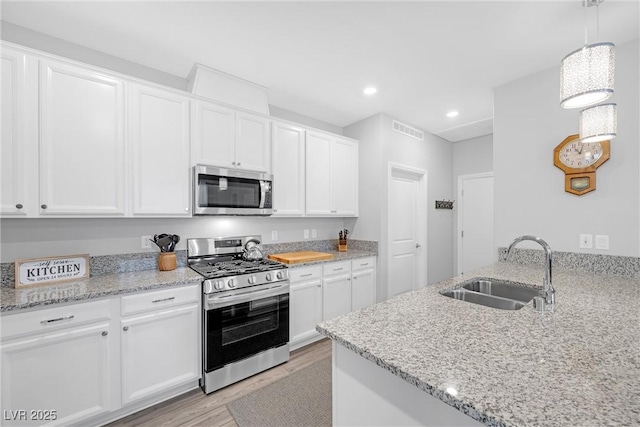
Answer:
[187,236,290,394]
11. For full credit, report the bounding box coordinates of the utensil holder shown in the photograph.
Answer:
[158,252,177,271]
[338,240,348,252]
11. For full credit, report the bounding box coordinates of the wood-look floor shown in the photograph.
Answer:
[106,339,332,427]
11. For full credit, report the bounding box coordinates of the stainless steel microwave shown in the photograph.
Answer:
[193,165,273,216]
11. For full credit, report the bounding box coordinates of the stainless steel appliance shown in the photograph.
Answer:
[193,165,273,216]
[188,236,289,394]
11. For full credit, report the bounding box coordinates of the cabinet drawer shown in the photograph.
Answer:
[2,299,112,340]
[323,261,351,276]
[121,285,199,316]
[352,256,376,271]
[289,265,322,282]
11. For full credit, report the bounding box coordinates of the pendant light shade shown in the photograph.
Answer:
[560,42,615,109]
[579,103,617,143]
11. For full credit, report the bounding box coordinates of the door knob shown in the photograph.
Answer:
[416,243,422,248]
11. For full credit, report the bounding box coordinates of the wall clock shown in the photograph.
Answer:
[553,134,610,195]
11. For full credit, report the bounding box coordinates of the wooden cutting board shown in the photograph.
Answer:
[268,251,334,264]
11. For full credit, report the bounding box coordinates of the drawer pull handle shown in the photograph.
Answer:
[360,263,369,266]
[301,273,313,277]
[101,331,108,336]
[123,326,129,332]
[334,268,344,271]
[41,315,74,324]
[317,284,321,287]
[152,296,175,303]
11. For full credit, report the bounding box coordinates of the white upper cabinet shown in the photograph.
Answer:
[192,100,270,172]
[306,131,358,216]
[271,121,305,216]
[0,47,37,216]
[39,60,126,216]
[129,84,191,216]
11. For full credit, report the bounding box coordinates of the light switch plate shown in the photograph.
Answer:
[141,235,152,249]
[304,229,309,239]
[579,234,593,249]
[271,230,278,241]
[595,234,609,250]
[311,229,317,238]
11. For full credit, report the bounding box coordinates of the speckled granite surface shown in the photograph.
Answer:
[1,268,202,313]
[317,261,640,427]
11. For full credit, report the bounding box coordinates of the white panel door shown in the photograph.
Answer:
[129,84,191,216]
[322,274,351,321]
[235,112,270,172]
[121,304,200,404]
[290,279,323,346]
[192,100,235,168]
[271,121,305,216]
[332,138,358,216]
[306,131,333,215]
[351,269,375,311]
[388,165,426,298]
[39,60,125,216]
[1,323,113,426]
[459,174,494,274]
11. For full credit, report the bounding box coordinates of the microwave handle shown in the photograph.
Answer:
[259,181,266,209]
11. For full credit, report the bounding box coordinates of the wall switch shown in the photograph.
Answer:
[311,229,317,238]
[595,234,610,250]
[579,234,593,249]
[304,229,310,239]
[271,230,278,241]
[141,235,152,249]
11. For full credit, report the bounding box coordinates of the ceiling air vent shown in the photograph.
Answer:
[392,120,424,141]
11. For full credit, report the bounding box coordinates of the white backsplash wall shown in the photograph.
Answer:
[0,217,346,263]
[494,39,639,257]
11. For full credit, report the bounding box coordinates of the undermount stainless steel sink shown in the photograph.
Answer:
[440,278,540,311]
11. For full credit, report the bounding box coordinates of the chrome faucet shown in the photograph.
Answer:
[506,235,555,309]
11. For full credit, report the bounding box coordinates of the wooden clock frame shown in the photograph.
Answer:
[553,134,610,196]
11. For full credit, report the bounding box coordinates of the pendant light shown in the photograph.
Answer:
[559,0,615,109]
[579,103,617,143]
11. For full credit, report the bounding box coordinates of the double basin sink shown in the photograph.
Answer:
[441,278,540,310]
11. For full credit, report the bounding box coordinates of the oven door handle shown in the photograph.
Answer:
[206,283,289,309]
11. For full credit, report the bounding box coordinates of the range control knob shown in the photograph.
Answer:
[276,271,285,280]
[214,280,224,290]
[266,273,273,281]
[248,275,256,285]
[227,279,236,288]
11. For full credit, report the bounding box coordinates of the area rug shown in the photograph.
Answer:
[227,357,332,427]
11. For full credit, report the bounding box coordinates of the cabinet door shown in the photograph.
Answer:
[121,304,200,404]
[192,100,235,168]
[332,138,358,216]
[290,279,323,347]
[129,84,191,216]
[306,131,333,215]
[1,322,113,426]
[39,60,125,216]
[352,269,376,311]
[1,49,35,216]
[271,121,305,216]
[322,274,351,321]
[236,112,270,172]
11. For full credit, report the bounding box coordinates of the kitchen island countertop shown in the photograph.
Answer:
[317,262,640,427]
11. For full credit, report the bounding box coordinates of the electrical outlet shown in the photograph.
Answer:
[311,229,317,238]
[595,234,610,250]
[141,235,152,249]
[304,229,309,239]
[579,234,593,249]
[271,230,278,241]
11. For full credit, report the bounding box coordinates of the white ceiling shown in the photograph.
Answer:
[1,1,638,141]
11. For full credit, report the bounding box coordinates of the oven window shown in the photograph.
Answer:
[198,175,260,208]
[205,294,289,372]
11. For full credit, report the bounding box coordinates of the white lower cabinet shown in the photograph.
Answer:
[351,257,377,311]
[0,285,201,426]
[322,262,352,321]
[1,300,116,427]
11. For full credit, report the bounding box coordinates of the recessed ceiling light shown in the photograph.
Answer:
[363,87,377,95]
[446,110,459,118]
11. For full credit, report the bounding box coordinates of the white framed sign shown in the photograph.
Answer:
[15,254,90,288]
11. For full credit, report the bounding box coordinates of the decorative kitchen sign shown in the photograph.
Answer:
[15,254,90,288]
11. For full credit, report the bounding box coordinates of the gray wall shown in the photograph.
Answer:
[494,40,639,257]
[452,134,493,274]
[345,113,454,296]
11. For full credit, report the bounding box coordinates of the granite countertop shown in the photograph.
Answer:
[1,268,202,313]
[276,249,377,268]
[317,262,640,427]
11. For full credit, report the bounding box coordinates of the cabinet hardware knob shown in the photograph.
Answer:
[232,162,236,166]
[41,204,48,209]
[317,284,321,287]
[237,162,241,166]
[123,326,129,331]
[185,207,189,212]
[101,331,108,336]
[15,204,23,209]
